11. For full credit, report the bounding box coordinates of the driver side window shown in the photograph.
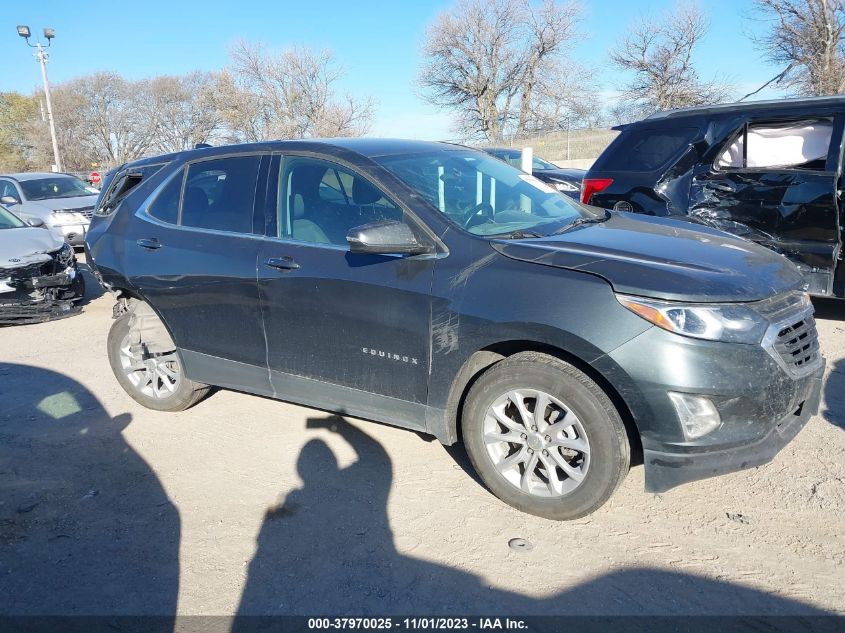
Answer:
[276,157,404,247]
[0,180,18,200]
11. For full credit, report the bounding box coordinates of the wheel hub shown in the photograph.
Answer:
[527,433,545,451]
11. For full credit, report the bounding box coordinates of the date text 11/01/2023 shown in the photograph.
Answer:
[307,618,528,630]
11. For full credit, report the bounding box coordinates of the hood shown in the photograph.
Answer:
[491,212,805,303]
[0,227,65,270]
[27,195,98,212]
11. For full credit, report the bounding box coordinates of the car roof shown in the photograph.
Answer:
[646,94,845,122]
[116,138,471,172]
[0,172,81,181]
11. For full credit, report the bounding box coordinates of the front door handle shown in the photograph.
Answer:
[264,256,300,271]
[137,238,162,250]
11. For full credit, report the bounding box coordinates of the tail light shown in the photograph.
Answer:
[580,178,613,205]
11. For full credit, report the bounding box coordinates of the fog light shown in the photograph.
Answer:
[668,392,721,440]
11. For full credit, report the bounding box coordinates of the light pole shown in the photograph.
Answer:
[17,25,62,173]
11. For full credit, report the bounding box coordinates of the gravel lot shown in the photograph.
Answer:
[1,261,843,617]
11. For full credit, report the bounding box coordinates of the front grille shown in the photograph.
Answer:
[774,316,821,374]
[759,292,823,378]
[76,206,94,220]
[57,205,93,220]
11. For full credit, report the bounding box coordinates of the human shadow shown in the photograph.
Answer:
[235,414,837,619]
[823,358,845,430]
[0,363,179,619]
[811,297,845,321]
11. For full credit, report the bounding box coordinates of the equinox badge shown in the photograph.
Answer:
[362,347,418,365]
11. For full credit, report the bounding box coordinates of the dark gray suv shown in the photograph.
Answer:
[86,139,825,519]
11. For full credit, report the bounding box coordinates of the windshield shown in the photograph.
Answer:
[0,205,25,229]
[19,176,97,201]
[377,149,588,236]
[489,149,558,172]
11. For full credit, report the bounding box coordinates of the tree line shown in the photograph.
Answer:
[1,0,843,172]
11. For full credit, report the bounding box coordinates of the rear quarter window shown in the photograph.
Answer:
[96,163,166,216]
[595,126,698,172]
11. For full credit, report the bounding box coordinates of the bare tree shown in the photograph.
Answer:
[48,73,154,168]
[226,42,375,140]
[752,0,845,95]
[141,72,224,153]
[609,2,731,115]
[419,0,586,141]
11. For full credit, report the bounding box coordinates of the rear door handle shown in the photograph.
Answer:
[137,238,162,250]
[264,256,300,271]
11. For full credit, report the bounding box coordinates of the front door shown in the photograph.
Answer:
[688,116,843,296]
[257,154,436,427]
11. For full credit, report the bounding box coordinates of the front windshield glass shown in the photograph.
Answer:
[19,176,97,201]
[0,205,25,229]
[490,150,557,171]
[378,149,587,236]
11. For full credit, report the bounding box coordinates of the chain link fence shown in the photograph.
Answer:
[482,127,619,169]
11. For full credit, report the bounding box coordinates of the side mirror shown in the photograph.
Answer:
[26,217,44,227]
[346,220,433,256]
[0,195,19,205]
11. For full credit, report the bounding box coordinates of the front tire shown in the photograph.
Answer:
[462,352,630,520]
[107,311,209,412]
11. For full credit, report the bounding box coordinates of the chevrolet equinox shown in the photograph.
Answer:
[85,139,825,520]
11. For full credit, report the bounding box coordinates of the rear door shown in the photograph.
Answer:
[123,153,271,389]
[688,116,843,296]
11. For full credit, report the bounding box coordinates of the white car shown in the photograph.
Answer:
[0,204,84,324]
[0,172,100,247]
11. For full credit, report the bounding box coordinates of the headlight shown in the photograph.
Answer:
[552,181,579,192]
[57,242,74,265]
[51,210,85,226]
[616,294,769,344]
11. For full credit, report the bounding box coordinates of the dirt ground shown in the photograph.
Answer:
[0,261,843,617]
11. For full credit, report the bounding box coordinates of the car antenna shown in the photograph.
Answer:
[194,143,213,149]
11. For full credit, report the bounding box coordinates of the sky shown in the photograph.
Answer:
[1,0,787,140]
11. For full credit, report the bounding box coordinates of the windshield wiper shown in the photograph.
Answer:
[550,209,611,235]
[491,229,545,239]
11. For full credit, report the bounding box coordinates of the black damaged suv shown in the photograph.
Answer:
[86,139,824,519]
[583,95,845,298]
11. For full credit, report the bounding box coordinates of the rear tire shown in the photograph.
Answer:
[107,311,209,412]
[461,352,629,520]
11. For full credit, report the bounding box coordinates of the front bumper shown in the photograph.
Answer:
[597,323,825,493]
[643,361,824,493]
[0,262,84,325]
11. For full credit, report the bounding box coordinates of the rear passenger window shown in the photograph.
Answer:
[148,169,183,225]
[599,127,698,171]
[716,119,833,171]
[180,155,261,234]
